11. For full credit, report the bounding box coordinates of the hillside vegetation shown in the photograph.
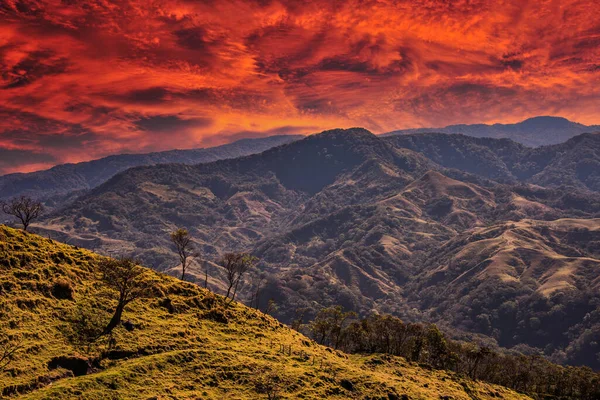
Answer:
[386,131,600,192]
[0,226,530,399]
[32,128,600,370]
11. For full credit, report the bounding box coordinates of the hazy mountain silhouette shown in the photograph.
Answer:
[384,116,600,147]
[0,135,302,206]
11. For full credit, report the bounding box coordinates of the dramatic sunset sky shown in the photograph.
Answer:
[1,0,599,174]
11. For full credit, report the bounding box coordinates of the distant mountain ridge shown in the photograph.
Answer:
[0,135,302,204]
[385,131,600,192]
[384,116,600,147]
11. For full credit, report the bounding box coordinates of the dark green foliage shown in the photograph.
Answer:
[309,306,356,349]
[97,257,150,337]
[62,301,108,352]
[308,311,600,399]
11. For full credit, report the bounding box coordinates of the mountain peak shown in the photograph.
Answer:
[319,127,374,135]
[519,116,580,128]
[311,127,377,141]
[385,116,594,147]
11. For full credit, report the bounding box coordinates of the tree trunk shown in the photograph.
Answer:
[180,258,187,281]
[103,301,126,336]
[228,278,241,305]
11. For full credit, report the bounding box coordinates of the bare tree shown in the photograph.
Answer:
[98,257,149,337]
[170,228,198,281]
[219,252,258,304]
[1,196,43,231]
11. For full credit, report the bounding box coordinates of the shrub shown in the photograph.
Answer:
[52,279,74,300]
[201,307,229,324]
[62,302,107,353]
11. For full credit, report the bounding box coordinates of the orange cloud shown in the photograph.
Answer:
[0,0,599,173]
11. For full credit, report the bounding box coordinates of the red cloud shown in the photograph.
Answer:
[0,0,599,173]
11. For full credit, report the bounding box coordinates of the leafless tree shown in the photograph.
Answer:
[170,228,198,281]
[219,252,258,304]
[203,260,209,289]
[1,196,43,231]
[97,257,149,336]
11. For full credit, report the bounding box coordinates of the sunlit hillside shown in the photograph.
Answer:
[0,226,529,399]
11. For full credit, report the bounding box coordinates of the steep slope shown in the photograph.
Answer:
[384,133,524,182]
[0,135,302,206]
[385,116,600,147]
[252,171,499,320]
[410,219,600,368]
[37,130,485,321]
[527,133,600,192]
[0,226,530,400]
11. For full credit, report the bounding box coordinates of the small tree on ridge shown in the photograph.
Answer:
[170,228,197,281]
[98,257,149,337]
[1,196,43,231]
[219,252,258,304]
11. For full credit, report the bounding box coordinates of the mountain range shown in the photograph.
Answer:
[3,116,598,210]
[385,116,600,147]
[0,135,301,206]
[27,127,600,371]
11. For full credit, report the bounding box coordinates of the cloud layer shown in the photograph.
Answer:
[1,0,599,173]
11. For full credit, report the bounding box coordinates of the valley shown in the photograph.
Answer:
[9,127,597,371]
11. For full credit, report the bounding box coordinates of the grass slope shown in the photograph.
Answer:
[0,226,529,399]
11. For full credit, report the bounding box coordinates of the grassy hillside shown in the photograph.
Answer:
[0,226,529,399]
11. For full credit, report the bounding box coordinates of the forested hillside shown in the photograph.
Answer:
[385,116,600,147]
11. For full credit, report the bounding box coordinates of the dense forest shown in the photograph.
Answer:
[303,307,600,399]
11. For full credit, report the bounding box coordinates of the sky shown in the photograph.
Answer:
[1,0,599,174]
